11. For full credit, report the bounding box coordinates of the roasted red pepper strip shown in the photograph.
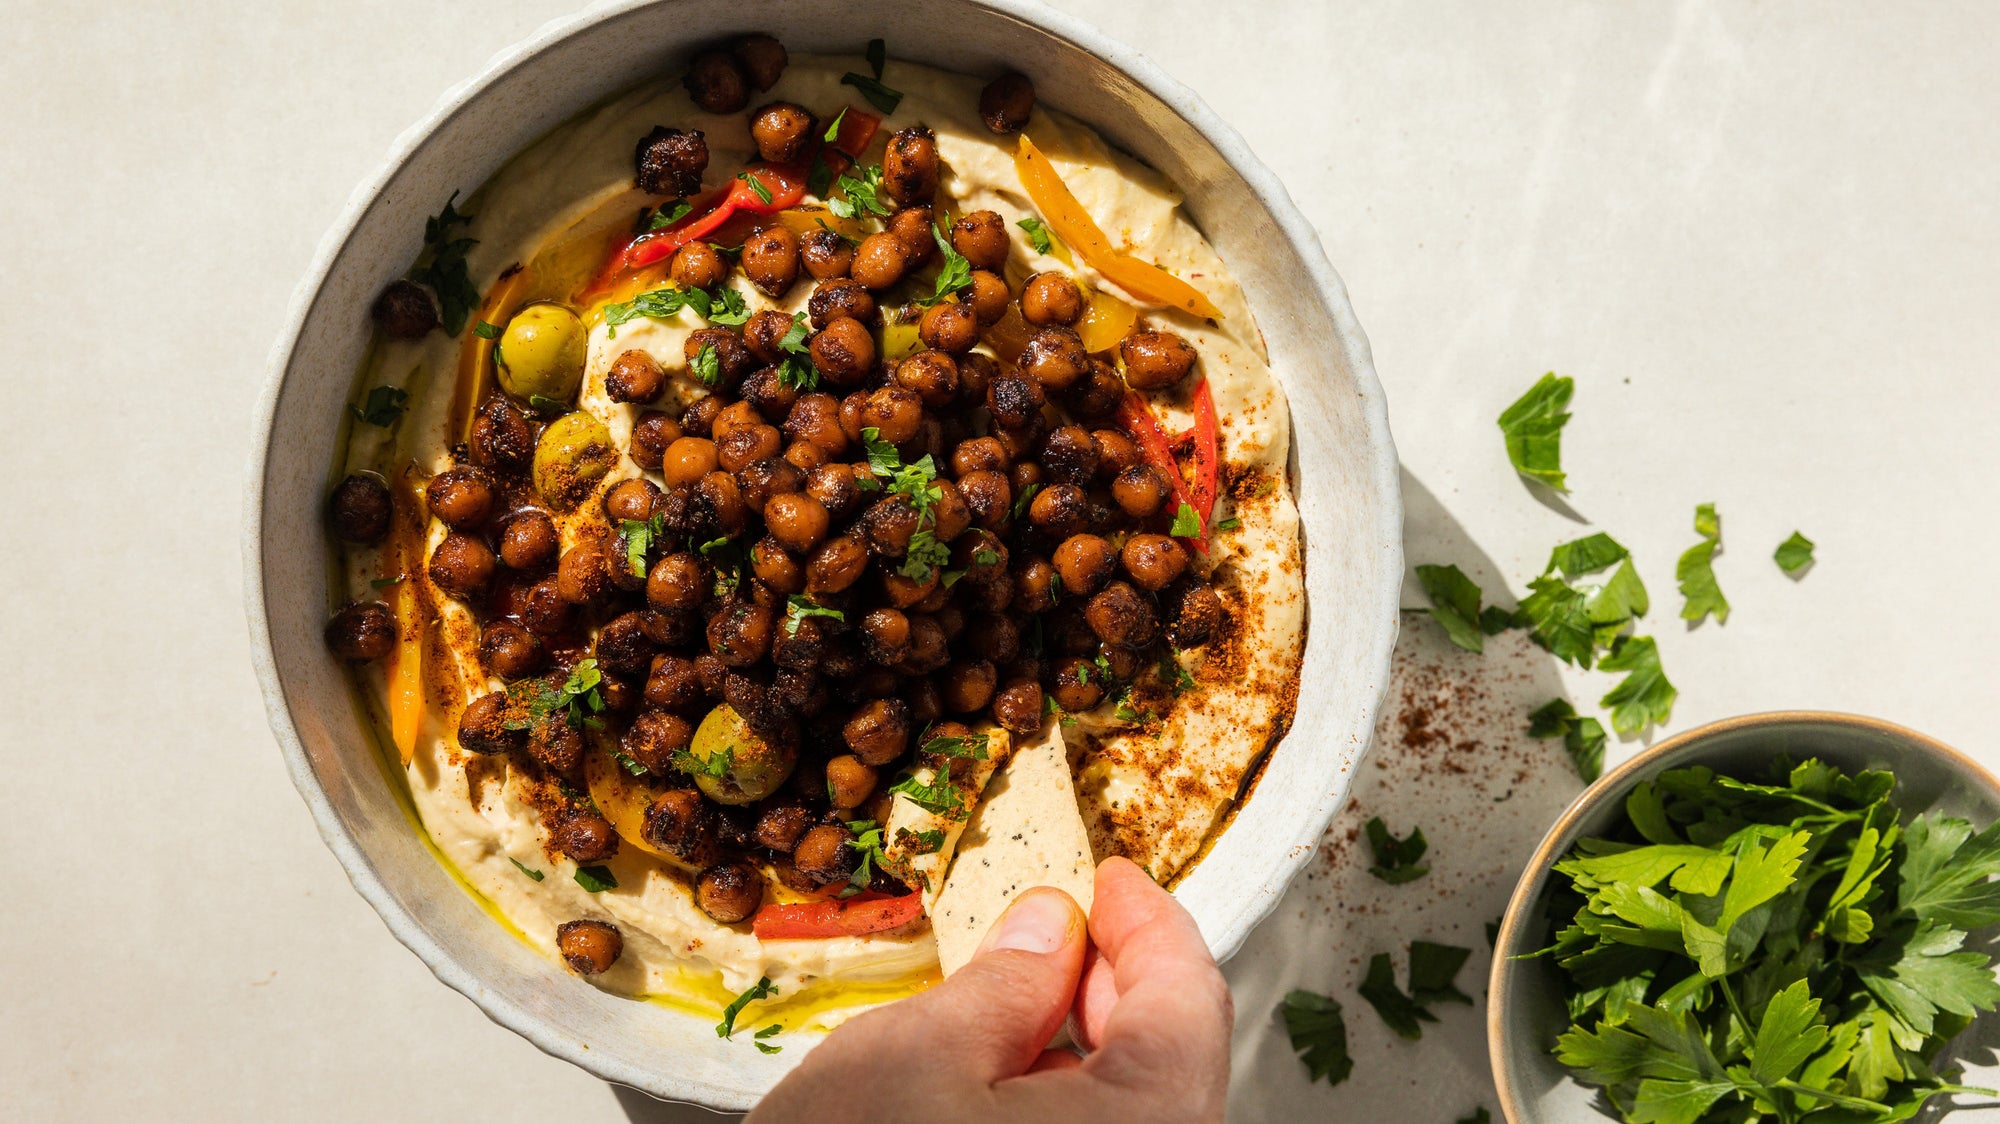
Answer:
[1117,382,1221,554]
[1188,378,1221,526]
[590,163,808,291]
[751,893,924,940]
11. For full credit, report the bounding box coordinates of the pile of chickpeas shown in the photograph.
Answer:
[326,34,1226,975]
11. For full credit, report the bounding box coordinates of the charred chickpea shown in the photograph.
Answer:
[327,473,392,545]
[887,205,938,268]
[1054,533,1118,598]
[824,754,878,809]
[986,374,1046,430]
[735,456,805,514]
[662,437,719,487]
[1065,359,1125,422]
[643,656,705,715]
[991,679,1044,732]
[805,462,863,519]
[808,278,877,329]
[881,125,939,206]
[939,659,999,714]
[717,423,783,474]
[751,536,806,594]
[949,210,1010,272]
[782,438,827,473]
[1119,328,1199,391]
[480,620,545,679]
[918,300,978,354]
[861,496,922,558]
[629,411,681,471]
[551,808,620,863]
[859,606,911,663]
[930,478,972,541]
[800,229,855,280]
[755,804,814,852]
[992,416,1046,464]
[665,241,725,290]
[793,824,857,884]
[528,709,585,772]
[807,533,870,595]
[963,613,1022,665]
[1092,429,1140,479]
[1040,425,1100,486]
[429,534,496,598]
[708,599,777,667]
[785,393,849,456]
[808,316,876,388]
[603,477,661,523]
[1028,483,1092,540]
[764,492,831,554]
[1166,580,1223,648]
[496,511,557,574]
[1121,533,1189,591]
[605,349,666,404]
[1020,272,1083,327]
[952,529,1008,582]
[557,920,623,975]
[749,101,816,164]
[1019,326,1090,390]
[951,436,1011,477]
[712,399,763,442]
[1050,656,1106,712]
[326,602,396,662]
[1086,580,1159,648]
[1112,463,1174,518]
[1010,460,1045,498]
[371,280,437,340]
[955,352,999,409]
[699,469,752,534]
[680,394,724,438]
[471,395,535,472]
[456,692,522,755]
[860,386,924,444]
[687,327,754,389]
[683,50,749,114]
[893,350,958,408]
[957,469,1011,530]
[740,225,800,298]
[838,391,871,444]
[739,368,800,423]
[850,232,909,291]
[743,309,796,364]
[731,33,788,90]
[556,541,612,605]
[634,126,708,196]
[695,860,765,923]
[518,577,572,637]
[979,72,1036,133]
[843,697,912,766]
[881,567,939,611]
[965,270,1011,326]
[643,789,720,866]
[426,467,496,530]
[1013,556,1059,614]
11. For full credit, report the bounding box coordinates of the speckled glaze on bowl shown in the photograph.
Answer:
[244,0,1401,1108]
[1489,712,2000,1123]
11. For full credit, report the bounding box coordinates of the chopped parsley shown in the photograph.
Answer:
[822,108,847,144]
[673,745,735,780]
[1113,695,1152,724]
[784,595,844,635]
[1525,697,1607,782]
[1010,482,1043,521]
[1279,990,1352,1087]
[1414,563,1511,654]
[1676,502,1729,624]
[1017,215,1054,255]
[1159,651,1197,695]
[508,857,544,882]
[1775,530,1816,574]
[350,385,409,428]
[736,171,773,206]
[1357,942,1472,1039]
[369,575,405,590]
[503,660,606,731]
[897,827,946,855]
[1496,372,1574,492]
[1168,501,1204,539]
[1515,573,1598,667]
[573,864,617,893]
[827,163,891,220]
[915,226,973,306]
[1213,516,1242,533]
[753,1024,783,1054]
[1596,634,1676,735]
[416,192,479,335]
[717,976,776,1039]
[841,42,902,113]
[646,199,693,231]
[621,514,664,577]
[973,548,999,566]
[1356,952,1434,1040]
[691,342,721,387]
[920,730,990,760]
[773,310,817,389]
[839,820,889,898]
[888,768,963,817]
[472,320,501,340]
[899,529,952,581]
[602,284,748,336]
[1364,817,1429,884]
[613,749,649,777]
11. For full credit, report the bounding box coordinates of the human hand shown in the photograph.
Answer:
[749,857,1233,1123]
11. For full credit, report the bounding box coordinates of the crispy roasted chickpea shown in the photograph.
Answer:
[957,469,1011,530]
[735,456,805,514]
[1054,533,1118,597]
[551,808,620,863]
[527,710,584,773]
[732,33,787,90]
[989,678,1041,731]
[641,552,701,612]
[1028,483,1091,540]
[882,125,939,206]
[808,316,876,387]
[800,229,855,280]
[1013,556,1059,614]
[643,788,720,866]
[755,803,814,851]
[825,754,879,810]
[1019,326,1089,390]
[480,620,544,679]
[717,423,782,474]
[948,210,1010,272]
[939,659,999,714]
[986,374,1046,430]
[595,611,659,679]
[515,577,570,638]
[764,492,830,554]
[372,279,437,340]
[455,691,522,755]
[681,395,723,438]
[1040,425,1100,486]
[784,393,849,455]
[805,463,863,519]
[1122,533,1189,592]
[426,467,495,530]
[807,533,869,595]
[557,919,623,975]
[979,72,1036,133]
[1112,463,1174,518]
[429,534,495,598]
[750,101,815,163]
[918,300,978,354]
[1063,358,1124,421]
[696,860,765,923]
[661,240,725,291]
[662,437,719,487]
[739,368,799,424]
[325,601,396,662]
[1087,580,1159,648]
[893,350,958,408]
[1092,429,1140,479]
[327,473,392,545]
[794,824,857,884]
[965,270,1010,325]
[843,697,911,765]
[707,599,776,667]
[604,477,661,524]
[471,395,535,472]
[951,436,1010,478]
[850,231,909,291]
[630,411,681,471]
[860,386,924,443]
[1020,272,1083,327]
[740,224,800,298]
[687,327,755,390]
[554,541,611,605]
[745,536,800,595]
[1049,656,1105,712]
[808,277,877,329]
[643,654,705,714]
[1166,580,1223,649]
[624,709,696,772]
[733,311,785,366]
[604,348,666,405]
[889,204,939,265]
[635,125,708,196]
[683,50,749,114]
[1119,327,1199,391]
[861,496,922,559]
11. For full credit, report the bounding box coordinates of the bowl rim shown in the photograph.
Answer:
[243,0,1402,1102]
[1487,709,2000,1123]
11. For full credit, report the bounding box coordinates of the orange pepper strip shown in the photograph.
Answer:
[385,470,428,764]
[1013,134,1222,321]
[448,264,533,447]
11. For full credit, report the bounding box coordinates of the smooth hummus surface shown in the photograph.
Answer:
[335,51,1302,1027]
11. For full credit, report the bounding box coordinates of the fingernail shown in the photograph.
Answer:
[982,889,1078,956]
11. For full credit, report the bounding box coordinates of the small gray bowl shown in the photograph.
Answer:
[1489,711,2000,1122]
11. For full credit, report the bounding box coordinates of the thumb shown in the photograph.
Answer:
[887,887,1088,1084]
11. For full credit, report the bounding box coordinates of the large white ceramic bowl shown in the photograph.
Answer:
[244,0,1401,1108]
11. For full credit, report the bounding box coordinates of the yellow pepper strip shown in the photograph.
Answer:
[1075,286,1139,354]
[1013,135,1222,321]
[448,264,533,447]
[385,467,428,765]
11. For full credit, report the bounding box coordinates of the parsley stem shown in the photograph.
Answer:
[1773,1080,1888,1113]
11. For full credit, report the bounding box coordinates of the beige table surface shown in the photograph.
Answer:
[4,1,1996,1119]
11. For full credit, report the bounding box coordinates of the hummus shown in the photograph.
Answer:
[332,50,1303,1030]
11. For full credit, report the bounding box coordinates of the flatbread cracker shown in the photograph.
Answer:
[930,724,1097,975]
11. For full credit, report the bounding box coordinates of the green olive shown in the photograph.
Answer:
[687,704,796,804]
[532,411,617,510]
[497,302,586,405]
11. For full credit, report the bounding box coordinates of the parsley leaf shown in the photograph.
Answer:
[822,108,847,144]
[1775,531,1816,575]
[1526,698,1608,782]
[717,976,776,1039]
[1017,215,1054,255]
[915,226,973,307]
[508,857,544,882]
[1169,502,1204,539]
[573,864,617,893]
[784,595,844,636]
[349,385,409,428]
[888,768,963,817]
[1597,635,1676,735]
[647,199,693,231]
[841,73,902,115]
[1676,503,1729,625]
[472,320,500,340]
[827,163,891,220]
[1213,516,1242,533]
[897,827,946,855]
[771,310,818,390]
[1415,563,1509,653]
[1408,941,1473,1006]
[753,1024,783,1054]
[706,286,751,326]
[736,171,773,206]
[673,745,734,781]
[920,729,990,760]
[840,819,888,898]
[416,192,479,335]
[620,517,659,578]
[1011,482,1043,521]
[1356,952,1435,1040]
[1497,372,1574,492]
[691,342,721,387]
[1365,817,1429,884]
[899,529,952,581]
[1279,990,1353,1086]
[865,37,886,78]
[1516,574,1597,667]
